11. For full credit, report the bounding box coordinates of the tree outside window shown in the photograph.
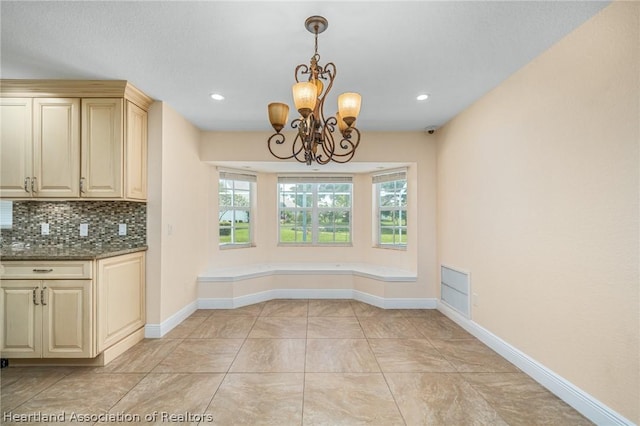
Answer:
[278,179,352,245]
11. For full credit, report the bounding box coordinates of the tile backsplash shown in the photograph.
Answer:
[0,201,146,247]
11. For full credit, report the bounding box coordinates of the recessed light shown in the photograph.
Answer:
[210,93,225,101]
[416,94,429,101]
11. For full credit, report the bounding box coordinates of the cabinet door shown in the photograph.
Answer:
[0,98,33,198]
[81,98,123,198]
[125,101,147,200]
[41,280,93,358]
[33,98,80,198]
[96,252,145,353]
[0,280,41,358]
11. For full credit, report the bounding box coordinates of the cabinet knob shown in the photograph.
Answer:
[80,177,86,193]
[41,286,47,306]
[31,177,37,193]
[32,287,39,305]
[24,177,31,193]
[32,268,53,273]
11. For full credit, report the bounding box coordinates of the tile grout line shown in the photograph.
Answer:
[353,301,409,426]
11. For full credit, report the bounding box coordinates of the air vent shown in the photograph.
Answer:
[441,265,470,317]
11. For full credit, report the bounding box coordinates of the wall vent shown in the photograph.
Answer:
[440,265,470,317]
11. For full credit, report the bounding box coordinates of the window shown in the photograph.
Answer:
[218,171,255,247]
[0,200,12,229]
[374,170,407,248]
[278,177,352,245]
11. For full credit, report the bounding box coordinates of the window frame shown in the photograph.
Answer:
[218,171,256,249]
[373,170,408,250]
[277,176,353,246]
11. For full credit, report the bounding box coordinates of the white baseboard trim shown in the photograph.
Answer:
[437,302,634,426]
[197,288,436,310]
[144,300,198,338]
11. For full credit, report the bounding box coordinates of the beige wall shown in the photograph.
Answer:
[436,2,639,422]
[200,131,437,299]
[146,102,210,324]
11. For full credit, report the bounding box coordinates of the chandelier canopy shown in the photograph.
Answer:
[267,16,362,166]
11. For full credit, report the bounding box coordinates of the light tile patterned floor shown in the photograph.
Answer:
[1,299,592,425]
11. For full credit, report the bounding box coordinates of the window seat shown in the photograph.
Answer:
[197,262,417,283]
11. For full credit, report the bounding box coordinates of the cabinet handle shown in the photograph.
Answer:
[32,268,53,273]
[41,286,47,306]
[24,177,31,193]
[33,287,39,305]
[31,177,37,193]
[80,177,85,193]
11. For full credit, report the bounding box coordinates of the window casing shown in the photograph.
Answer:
[218,171,256,248]
[374,171,407,249]
[278,177,352,245]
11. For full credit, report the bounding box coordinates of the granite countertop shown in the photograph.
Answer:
[0,244,148,261]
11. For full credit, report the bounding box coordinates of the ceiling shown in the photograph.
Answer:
[1,1,609,135]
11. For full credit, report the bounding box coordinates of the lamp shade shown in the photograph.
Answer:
[337,92,361,127]
[314,78,324,97]
[268,102,289,133]
[292,82,317,118]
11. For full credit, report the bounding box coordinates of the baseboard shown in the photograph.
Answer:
[144,300,198,338]
[437,302,634,426]
[197,288,436,310]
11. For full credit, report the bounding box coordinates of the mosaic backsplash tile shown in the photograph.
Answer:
[0,201,146,248]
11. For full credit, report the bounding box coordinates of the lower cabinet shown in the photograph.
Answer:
[0,252,145,360]
[1,276,93,359]
[96,252,145,353]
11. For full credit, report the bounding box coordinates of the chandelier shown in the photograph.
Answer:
[267,16,362,166]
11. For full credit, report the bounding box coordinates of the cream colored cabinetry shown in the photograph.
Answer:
[125,101,148,200]
[0,262,93,358]
[0,252,146,361]
[33,98,81,198]
[0,98,80,198]
[81,98,123,198]
[0,98,32,197]
[0,80,152,201]
[96,251,145,353]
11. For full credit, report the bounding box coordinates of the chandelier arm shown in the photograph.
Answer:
[295,64,310,83]
[291,131,308,164]
[318,62,336,102]
[315,121,335,162]
[326,128,361,163]
[267,133,297,160]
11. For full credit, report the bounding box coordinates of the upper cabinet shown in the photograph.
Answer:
[0,98,33,198]
[0,80,152,201]
[34,98,81,198]
[81,98,123,198]
[125,101,148,200]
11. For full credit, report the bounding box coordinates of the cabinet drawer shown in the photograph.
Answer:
[0,261,92,279]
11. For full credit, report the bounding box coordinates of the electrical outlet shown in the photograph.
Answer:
[79,223,88,237]
[41,223,49,235]
[118,223,127,236]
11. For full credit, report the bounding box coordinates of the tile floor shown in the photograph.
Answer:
[1,299,592,425]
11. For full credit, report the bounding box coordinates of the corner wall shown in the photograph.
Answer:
[436,2,639,422]
[146,102,210,324]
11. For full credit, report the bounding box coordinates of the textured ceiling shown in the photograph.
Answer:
[1,1,609,133]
